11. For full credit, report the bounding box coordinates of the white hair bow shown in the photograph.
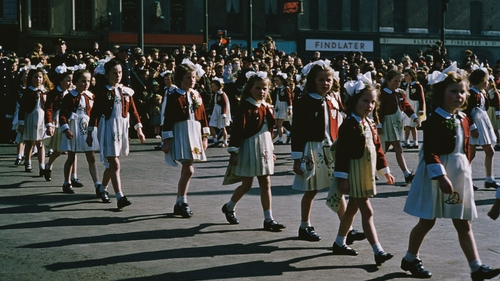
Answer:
[471,63,488,74]
[301,59,331,76]
[212,77,224,84]
[427,70,447,85]
[55,63,69,74]
[181,58,205,77]
[442,61,458,74]
[333,71,340,81]
[358,71,372,84]
[245,71,267,79]
[94,56,112,75]
[344,80,366,97]
[160,70,172,77]
[276,72,288,80]
[295,74,302,82]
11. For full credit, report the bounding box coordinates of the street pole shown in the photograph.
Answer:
[204,0,209,44]
[247,0,252,55]
[139,0,144,52]
[441,0,448,47]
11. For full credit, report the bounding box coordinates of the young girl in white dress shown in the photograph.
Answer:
[59,69,106,201]
[161,63,210,218]
[12,68,28,166]
[87,59,146,209]
[402,71,500,280]
[330,80,395,266]
[221,71,285,231]
[272,72,292,144]
[465,68,500,189]
[209,77,231,147]
[17,68,54,175]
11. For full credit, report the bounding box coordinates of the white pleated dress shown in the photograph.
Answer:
[97,89,130,166]
[404,110,477,220]
[233,120,274,177]
[470,88,496,146]
[274,87,289,120]
[209,91,231,129]
[62,92,99,152]
[23,87,49,142]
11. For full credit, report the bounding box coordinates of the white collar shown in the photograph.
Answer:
[470,86,482,94]
[308,93,326,100]
[246,97,268,107]
[105,84,123,90]
[176,88,186,95]
[383,87,396,94]
[435,107,457,119]
[29,85,45,92]
[410,81,416,86]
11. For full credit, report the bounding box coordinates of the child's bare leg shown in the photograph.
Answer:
[407,218,435,255]
[107,156,121,194]
[301,190,318,222]
[354,197,378,245]
[483,144,494,178]
[257,175,271,211]
[488,199,500,220]
[85,151,99,183]
[230,177,253,204]
[35,141,45,168]
[177,161,194,197]
[64,152,76,182]
[452,219,479,263]
[393,141,409,172]
[337,199,358,237]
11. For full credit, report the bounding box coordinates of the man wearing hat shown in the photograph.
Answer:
[90,42,101,58]
[332,54,347,92]
[116,46,133,87]
[50,38,77,75]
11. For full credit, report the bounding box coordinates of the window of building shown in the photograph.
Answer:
[264,0,278,34]
[0,0,4,18]
[470,1,482,35]
[427,0,439,33]
[350,0,359,31]
[393,0,407,32]
[309,0,318,29]
[327,0,342,30]
[75,0,93,31]
[31,0,49,30]
[171,0,185,32]
[122,0,137,32]
[226,0,241,34]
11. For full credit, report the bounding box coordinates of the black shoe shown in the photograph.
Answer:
[71,178,84,187]
[25,164,32,173]
[495,145,500,151]
[96,186,112,203]
[174,203,193,218]
[263,220,286,232]
[221,204,239,224]
[405,173,415,184]
[117,196,132,209]
[62,183,75,194]
[274,140,283,145]
[44,169,52,181]
[14,158,22,165]
[471,264,500,281]
[346,229,366,245]
[39,168,45,177]
[485,181,500,189]
[154,144,162,150]
[331,243,358,256]
[474,184,480,191]
[375,251,393,266]
[401,258,432,278]
[298,226,321,241]
[285,135,291,144]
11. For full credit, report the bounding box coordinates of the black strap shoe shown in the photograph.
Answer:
[375,251,393,266]
[405,172,415,184]
[471,264,500,281]
[174,203,193,218]
[346,229,366,245]
[62,183,75,194]
[117,196,132,209]
[298,226,321,241]
[263,220,286,232]
[71,178,84,187]
[485,181,500,189]
[44,169,52,181]
[401,257,432,278]
[332,243,358,256]
[221,204,239,224]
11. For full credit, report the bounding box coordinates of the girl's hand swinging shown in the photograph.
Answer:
[161,139,170,154]
[86,134,93,147]
[18,125,24,134]
[229,153,238,166]
[471,129,479,138]
[46,126,54,136]
[385,173,395,185]
[136,128,146,143]
[293,159,303,175]
[202,137,208,150]
[339,178,349,194]
[436,175,454,194]
[64,129,74,139]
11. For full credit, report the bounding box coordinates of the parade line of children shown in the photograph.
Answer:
[11,57,500,281]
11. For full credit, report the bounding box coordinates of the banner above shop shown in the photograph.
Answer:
[305,39,374,52]
[380,37,500,47]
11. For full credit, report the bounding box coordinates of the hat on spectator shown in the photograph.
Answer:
[334,53,346,61]
[53,38,66,45]
[118,46,131,55]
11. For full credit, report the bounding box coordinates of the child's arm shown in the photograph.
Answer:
[435,175,453,194]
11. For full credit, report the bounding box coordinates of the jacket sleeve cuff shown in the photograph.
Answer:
[410,113,418,121]
[470,124,478,131]
[202,127,211,137]
[496,188,500,199]
[334,171,348,179]
[46,122,55,128]
[18,120,24,126]
[377,123,382,128]
[6,114,13,118]
[291,151,303,159]
[378,167,390,176]
[496,110,500,116]
[162,131,173,139]
[427,163,446,179]
[87,126,95,132]
[134,123,143,130]
[60,124,70,132]
[227,146,239,153]
[222,114,227,118]
[288,106,293,109]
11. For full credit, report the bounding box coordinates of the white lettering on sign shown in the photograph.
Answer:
[306,39,374,52]
[380,38,500,47]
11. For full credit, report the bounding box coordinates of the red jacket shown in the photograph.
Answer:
[18,86,49,124]
[44,86,67,126]
[59,90,94,132]
[377,87,416,124]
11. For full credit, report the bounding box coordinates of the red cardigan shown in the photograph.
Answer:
[59,90,94,132]
[377,87,416,124]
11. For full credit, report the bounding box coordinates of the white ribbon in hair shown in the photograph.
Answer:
[301,59,331,76]
[295,74,302,82]
[489,75,495,81]
[358,71,372,84]
[245,71,267,79]
[333,71,340,81]
[94,56,112,75]
[212,77,224,84]
[427,70,447,85]
[442,61,458,74]
[181,58,205,77]
[29,63,45,70]
[276,72,288,80]
[160,70,172,77]
[471,63,488,74]
[55,63,69,74]
[344,79,366,97]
